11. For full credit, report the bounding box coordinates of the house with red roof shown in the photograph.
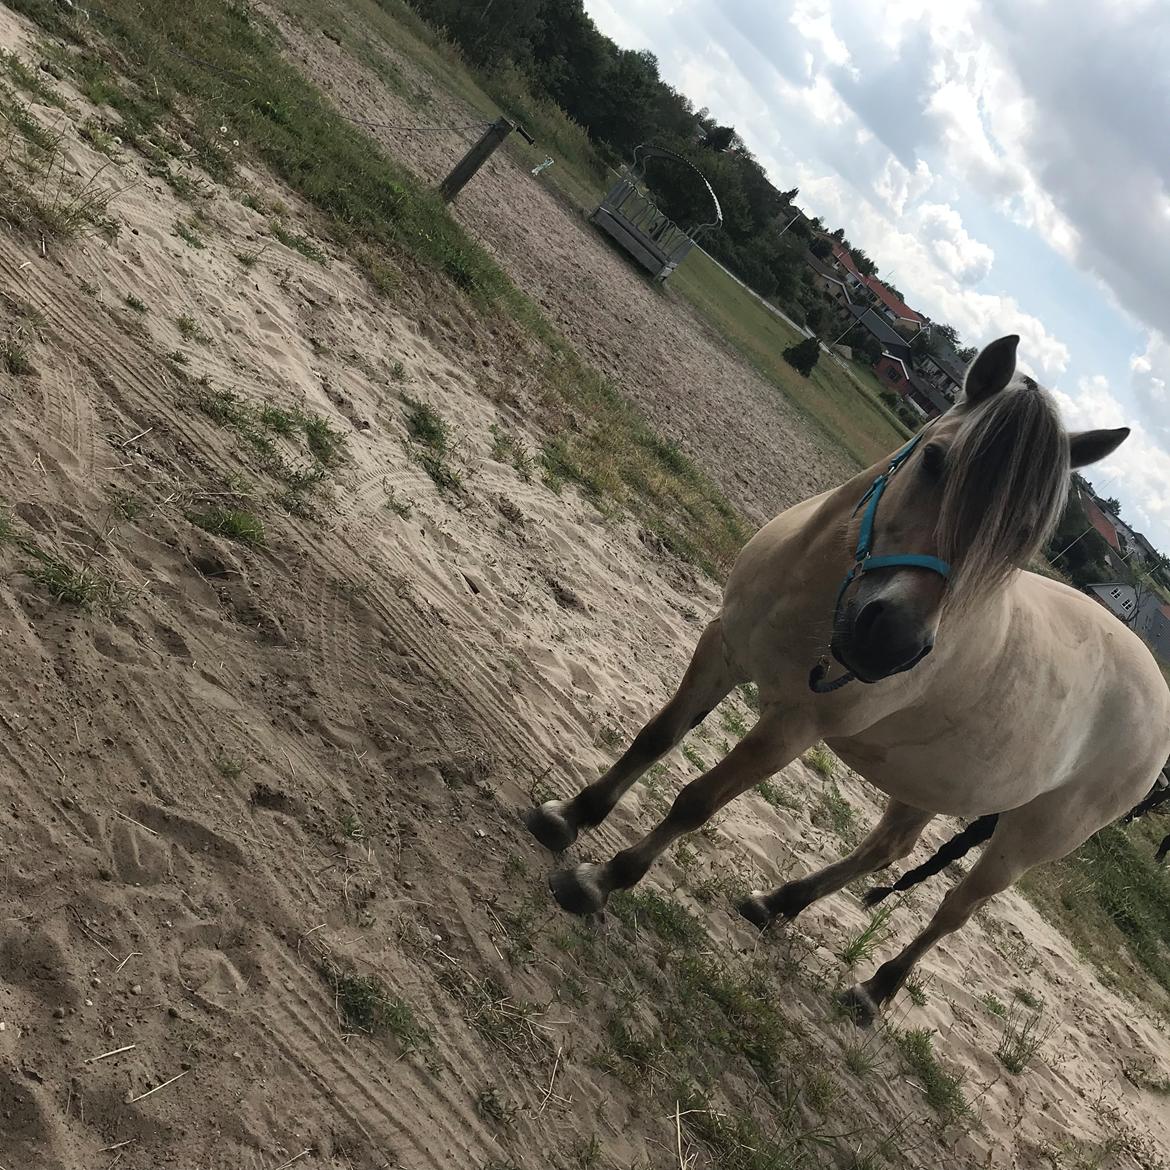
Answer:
[1082,496,1122,553]
[863,275,928,337]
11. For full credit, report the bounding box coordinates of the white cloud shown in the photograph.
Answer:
[1054,377,1170,543]
[1130,331,1170,438]
[917,202,995,285]
[874,156,933,217]
[797,168,1068,375]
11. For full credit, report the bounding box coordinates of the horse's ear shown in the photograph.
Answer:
[1069,427,1130,468]
[963,334,1019,404]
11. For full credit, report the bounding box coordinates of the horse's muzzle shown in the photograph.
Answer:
[832,598,935,684]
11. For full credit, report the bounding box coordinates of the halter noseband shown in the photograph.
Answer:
[809,431,951,693]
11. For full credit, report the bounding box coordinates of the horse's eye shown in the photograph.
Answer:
[921,443,947,477]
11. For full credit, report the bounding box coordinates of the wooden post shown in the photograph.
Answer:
[439,117,522,202]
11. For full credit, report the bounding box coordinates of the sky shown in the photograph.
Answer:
[582,0,1170,552]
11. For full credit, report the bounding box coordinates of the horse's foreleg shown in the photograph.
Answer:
[736,799,934,929]
[525,618,739,852]
[546,706,812,915]
[1157,833,1170,863]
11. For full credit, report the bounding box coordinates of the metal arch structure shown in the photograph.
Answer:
[589,143,722,282]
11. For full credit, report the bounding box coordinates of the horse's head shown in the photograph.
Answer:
[832,334,1130,684]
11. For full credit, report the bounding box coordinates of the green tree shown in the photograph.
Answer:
[783,336,821,377]
[1102,497,1121,516]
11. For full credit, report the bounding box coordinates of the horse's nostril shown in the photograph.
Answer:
[854,600,886,643]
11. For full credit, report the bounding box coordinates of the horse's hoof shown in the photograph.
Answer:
[734,892,774,931]
[838,984,881,1028]
[524,799,578,853]
[549,863,608,915]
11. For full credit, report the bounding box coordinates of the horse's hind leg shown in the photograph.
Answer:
[525,618,740,852]
[840,796,1095,1025]
[736,799,934,929]
[547,704,812,914]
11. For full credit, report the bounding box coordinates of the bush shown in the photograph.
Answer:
[783,336,821,377]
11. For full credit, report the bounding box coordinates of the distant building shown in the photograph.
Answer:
[862,275,928,338]
[805,252,854,307]
[1085,583,1170,662]
[917,351,967,399]
[843,304,911,360]
[1082,496,1122,553]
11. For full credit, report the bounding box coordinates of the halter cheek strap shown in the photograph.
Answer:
[810,432,951,694]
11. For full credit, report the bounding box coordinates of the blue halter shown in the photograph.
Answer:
[810,431,951,693]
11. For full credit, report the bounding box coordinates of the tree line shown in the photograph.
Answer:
[407,0,972,355]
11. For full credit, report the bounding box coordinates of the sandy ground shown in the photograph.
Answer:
[0,5,1169,1170]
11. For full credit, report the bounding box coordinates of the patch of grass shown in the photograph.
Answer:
[1021,821,1170,1002]
[720,706,749,738]
[1014,987,1043,1011]
[258,404,299,436]
[388,359,408,382]
[803,742,836,778]
[124,293,148,312]
[474,1085,517,1127]
[236,243,268,269]
[841,1036,878,1077]
[176,313,210,343]
[214,755,244,780]
[995,1003,1050,1074]
[677,1088,834,1170]
[681,742,706,772]
[174,218,205,249]
[906,976,929,1007]
[301,412,346,466]
[488,424,533,481]
[503,854,528,882]
[0,133,118,240]
[167,348,189,365]
[196,387,250,427]
[26,552,116,607]
[108,489,144,521]
[838,906,894,967]
[896,1028,971,1125]
[811,782,857,842]
[600,1013,661,1082]
[981,991,1007,1018]
[331,969,428,1050]
[2,91,60,152]
[571,1136,602,1170]
[1,336,33,375]
[79,118,121,156]
[757,778,797,811]
[270,217,326,262]
[403,396,461,491]
[404,396,450,448]
[188,506,265,547]
[437,967,547,1062]
[0,51,64,106]
[609,888,706,949]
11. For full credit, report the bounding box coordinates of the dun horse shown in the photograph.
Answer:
[525,336,1170,1023]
